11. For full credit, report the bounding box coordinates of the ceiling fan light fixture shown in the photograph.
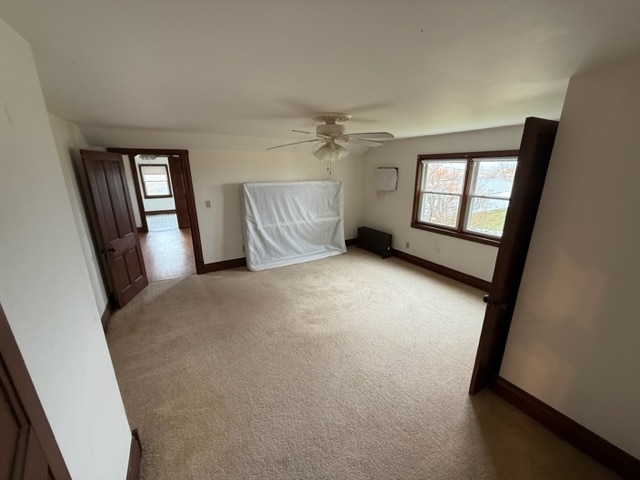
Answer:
[313,142,349,162]
[267,113,394,171]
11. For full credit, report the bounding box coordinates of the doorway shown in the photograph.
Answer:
[139,213,196,282]
[0,303,71,479]
[107,148,204,283]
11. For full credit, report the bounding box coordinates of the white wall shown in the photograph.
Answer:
[135,156,176,213]
[80,127,366,266]
[48,113,109,313]
[0,18,131,479]
[362,125,524,281]
[85,126,521,277]
[501,56,640,458]
[190,150,365,264]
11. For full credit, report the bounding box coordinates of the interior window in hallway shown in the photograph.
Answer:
[139,213,196,282]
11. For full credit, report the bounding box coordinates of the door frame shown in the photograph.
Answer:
[107,148,205,274]
[0,303,71,479]
[469,117,558,394]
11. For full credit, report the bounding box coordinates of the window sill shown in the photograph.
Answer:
[410,222,501,247]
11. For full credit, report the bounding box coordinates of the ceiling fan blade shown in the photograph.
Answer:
[340,137,385,147]
[267,139,322,150]
[292,129,334,141]
[345,132,394,140]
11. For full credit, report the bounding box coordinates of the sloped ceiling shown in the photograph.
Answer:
[2,0,640,146]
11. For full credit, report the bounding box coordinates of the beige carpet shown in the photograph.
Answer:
[107,248,619,479]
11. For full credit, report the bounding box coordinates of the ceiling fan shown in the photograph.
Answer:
[268,113,394,170]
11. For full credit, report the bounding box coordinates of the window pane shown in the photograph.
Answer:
[145,181,170,196]
[141,165,167,176]
[422,160,466,194]
[419,192,461,228]
[465,197,509,237]
[140,165,171,196]
[469,158,517,198]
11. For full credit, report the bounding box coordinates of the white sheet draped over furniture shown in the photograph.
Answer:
[241,180,346,271]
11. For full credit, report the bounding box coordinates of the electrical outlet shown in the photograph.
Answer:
[405,241,410,249]
[205,200,211,208]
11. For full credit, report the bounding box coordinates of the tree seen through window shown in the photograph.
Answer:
[412,151,518,243]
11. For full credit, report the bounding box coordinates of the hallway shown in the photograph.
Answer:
[139,214,196,282]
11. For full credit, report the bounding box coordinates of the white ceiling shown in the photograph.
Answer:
[2,0,640,143]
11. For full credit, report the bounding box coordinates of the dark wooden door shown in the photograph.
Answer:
[168,156,190,229]
[81,150,148,308]
[0,305,70,479]
[469,117,558,394]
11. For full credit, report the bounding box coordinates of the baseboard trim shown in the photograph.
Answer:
[493,376,640,480]
[126,429,142,480]
[390,248,491,291]
[100,304,113,332]
[145,209,177,216]
[198,243,357,274]
[199,257,247,273]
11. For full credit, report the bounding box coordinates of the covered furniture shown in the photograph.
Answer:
[241,180,346,271]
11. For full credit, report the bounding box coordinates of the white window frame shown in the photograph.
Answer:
[139,164,172,199]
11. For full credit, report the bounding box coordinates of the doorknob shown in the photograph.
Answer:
[100,247,116,254]
[483,295,508,311]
